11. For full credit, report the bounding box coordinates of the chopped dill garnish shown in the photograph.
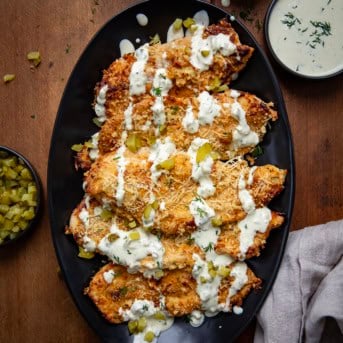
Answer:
[204,242,214,252]
[281,12,301,28]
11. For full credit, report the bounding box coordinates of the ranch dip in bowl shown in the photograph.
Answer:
[265,0,343,79]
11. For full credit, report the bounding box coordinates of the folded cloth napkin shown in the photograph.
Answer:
[254,220,343,343]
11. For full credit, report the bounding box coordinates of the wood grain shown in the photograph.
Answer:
[0,0,342,342]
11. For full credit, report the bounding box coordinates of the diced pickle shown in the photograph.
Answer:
[128,320,138,334]
[218,266,231,278]
[209,269,217,279]
[173,18,183,31]
[157,158,175,171]
[201,50,210,57]
[183,17,195,28]
[108,233,119,242]
[126,133,142,153]
[129,231,140,240]
[71,144,84,152]
[144,331,155,342]
[100,208,112,221]
[153,312,166,321]
[151,200,159,210]
[155,269,164,278]
[200,276,207,284]
[196,143,212,163]
[143,204,153,220]
[211,216,222,227]
[78,246,95,259]
[128,220,137,229]
[137,317,147,332]
[84,141,93,148]
[3,74,15,83]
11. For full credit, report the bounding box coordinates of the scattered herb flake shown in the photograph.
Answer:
[30,114,36,119]
[251,145,264,158]
[119,286,128,296]
[281,12,301,28]
[204,242,214,252]
[65,44,71,54]
[152,87,162,96]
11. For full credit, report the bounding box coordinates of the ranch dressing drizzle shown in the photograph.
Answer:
[78,197,97,252]
[129,44,149,96]
[192,253,225,316]
[229,90,259,150]
[149,137,176,184]
[89,132,99,160]
[238,207,272,259]
[124,101,133,130]
[119,39,135,57]
[119,300,174,343]
[238,172,255,214]
[190,25,237,71]
[114,132,128,207]
[188,138,215,198]
[224,262,248,312]
[136,13,148,27]
[97,224,164,272]
[268,0,343,77]
[198,91,221,125]
[94,84,108,122]
[103,270,116,284]
[182,104,199,133]
[189,310,205,328]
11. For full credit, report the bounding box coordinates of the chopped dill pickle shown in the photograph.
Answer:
[201,50,210,57]
[196,143,212,163]
[126,133,142,153]
[155,269,164,278]
[211,216,222,227]
[151,200,159,210]
[149,33,161,45]
[210,151,221,160]
[208,269,217,279]
[71,144,83,152]
[100,208,112,221]
[137,317,147,332]
[107,233,119,242]
[27,51,41,67]
[78,246,95,259]
[159,124,167,135]
[144,331,155,342]
[3,74,15,83]
[84,141,93,148]
[183,17,195,28]
[128,320,138,334]
[153,312,166,321]
[200,276,208,284]
[129,231,140,241]
[128,220,137,229]
[218,266,231,278]
[157,158,175,171]
[92,117,102,127]
[173,18,183,31]
[143,204,153,220]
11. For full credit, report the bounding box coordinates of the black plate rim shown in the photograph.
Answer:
[48,0,295,341]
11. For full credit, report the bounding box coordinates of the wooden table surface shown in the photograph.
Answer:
[0,0,342,342]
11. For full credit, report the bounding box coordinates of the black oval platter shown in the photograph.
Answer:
[48,0,295,342]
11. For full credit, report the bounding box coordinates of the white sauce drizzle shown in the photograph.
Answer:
[233,306,243,315]
[149,138,176,184]
[136,13,148,27]
[119,39,135,57]
[198,91,221,125]
[221,0,231,7]
[129,44,149,96]
[230,90,259,150]
[190,26,237,71]
[193,10,210,27]
[124,101,133,130]
[238,207,272,259]
[152,68,172,96]
[192,254,225,316]
[182,104,199,133]
[89,132,99,160]
[189,310,205,327]
[167,23,184,43]
[225,262,248,310]
[97,225,164,272]
[103,270,116,284]
[78,202,97,252]
[94,84,108,122]
[188,138,215,198]
[238,172,255,214]
[120,300,174,343]
[114,144,127,207]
